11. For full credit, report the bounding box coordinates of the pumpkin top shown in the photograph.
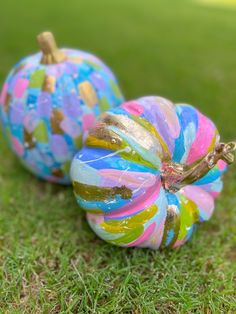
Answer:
[37,32,67,64]
[1,32,121,109]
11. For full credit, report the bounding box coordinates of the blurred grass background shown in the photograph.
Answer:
[0,0,236,312]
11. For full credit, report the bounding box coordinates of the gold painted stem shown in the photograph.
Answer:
[37,32,67,64]
[161,141,236,193]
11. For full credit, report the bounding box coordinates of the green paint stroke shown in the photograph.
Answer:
[29,69,45,88]
[99,96,110,112]
[33,121,48,143]
[110,80,123,99]
[110,225,144,245]
[178,195,199,240]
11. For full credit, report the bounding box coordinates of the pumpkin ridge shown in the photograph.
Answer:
[86,126,159,169]
[160,201,181,249]
[131,114,171,161]
[103,111,170,162]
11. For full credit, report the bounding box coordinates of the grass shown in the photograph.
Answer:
[0,0,236,312]
[197,0,236,8]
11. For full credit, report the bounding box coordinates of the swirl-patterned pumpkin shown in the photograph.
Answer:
[0,32,123,184]
[71,96,235,249]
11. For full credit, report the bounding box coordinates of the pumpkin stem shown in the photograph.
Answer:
[161,141,236,193]
[37,32,67,64]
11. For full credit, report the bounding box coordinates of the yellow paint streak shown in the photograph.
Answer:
[207,130,219,154]
[177,195,199,241]
[101,204,158,234]
[86,135,122,151]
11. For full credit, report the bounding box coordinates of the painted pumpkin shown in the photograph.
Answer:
[71,96,235,249]
[0,32,124,184]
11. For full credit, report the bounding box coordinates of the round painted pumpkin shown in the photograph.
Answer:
[71,96,235,249]
[0,32,124,184]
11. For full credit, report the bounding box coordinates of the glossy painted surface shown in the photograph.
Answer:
[0,49,124,184]
[71,96,227,249]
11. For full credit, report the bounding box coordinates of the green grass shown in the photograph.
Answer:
[0,0,236,312]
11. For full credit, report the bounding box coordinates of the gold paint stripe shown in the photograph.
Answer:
[79,81,98,108]
[89,125,123,147]
[42,75,56,93]
[73,181,132,202]
[160,205,180,249]
[51,109,65,134]
[102,113,158,152]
